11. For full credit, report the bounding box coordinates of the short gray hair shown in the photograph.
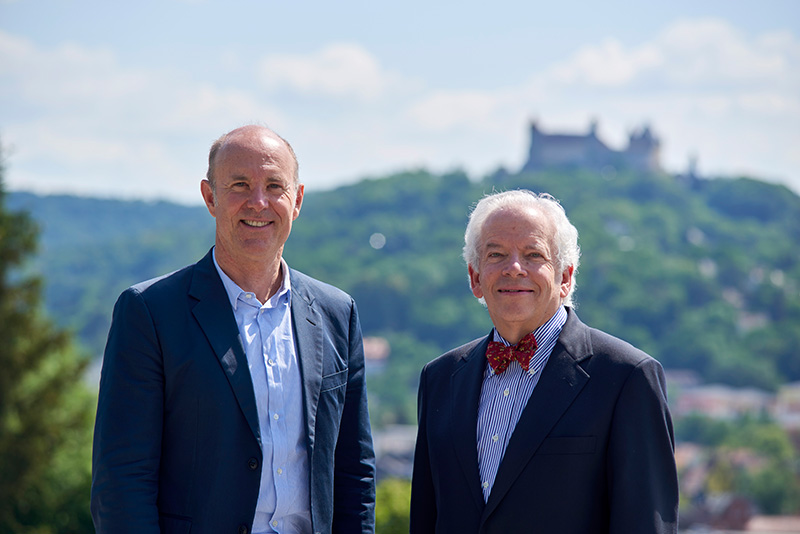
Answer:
[463,189,581,307]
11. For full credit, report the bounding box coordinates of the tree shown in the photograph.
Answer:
[375,478,411,534]
[0,146,95,533]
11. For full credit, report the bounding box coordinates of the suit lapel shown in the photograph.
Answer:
[483,311,591,518]
[451,336,492,512]
[289,270,323,453]
[189,250,261,445]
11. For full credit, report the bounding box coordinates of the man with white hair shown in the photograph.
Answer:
[410,189,678,533]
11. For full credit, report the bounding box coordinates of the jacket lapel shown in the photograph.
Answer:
[483,311,591,518]
[289,270,323,453]
[189,250,261,445]
[451,335,492,512]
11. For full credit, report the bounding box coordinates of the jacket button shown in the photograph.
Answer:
[248,457,258,470]
[238,524,249,534]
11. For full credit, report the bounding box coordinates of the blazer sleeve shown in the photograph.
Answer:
[331,299,376,534]
[91,287,164,534]
[607,357,679,534]
[409,363,437,534]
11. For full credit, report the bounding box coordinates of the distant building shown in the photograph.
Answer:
[363,336,390,375]
[373,424,416,480]
[775,382,800,430]
[672,384,774,420]
[521,118,662,174]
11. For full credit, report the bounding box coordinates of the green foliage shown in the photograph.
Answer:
[375,478,411,534]
[9,163,800,422]
[8,193,215,354]
[367,333,442,426]
[676,414,800,514]
[5,149,800,525]
[0,155,95,532]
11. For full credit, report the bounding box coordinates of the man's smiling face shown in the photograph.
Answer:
[201,126,303,270]
[468,205,573,344]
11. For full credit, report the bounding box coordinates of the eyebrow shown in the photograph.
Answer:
[484,241,542,250]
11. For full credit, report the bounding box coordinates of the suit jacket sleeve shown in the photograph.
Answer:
[91,287,164,534]
[409,362,436,534]
[608,357,679,534]
[331,299,376,534]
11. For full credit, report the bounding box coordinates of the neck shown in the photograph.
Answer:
[215,248,284,303]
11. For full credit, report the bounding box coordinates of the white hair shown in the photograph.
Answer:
[463,189,581,307]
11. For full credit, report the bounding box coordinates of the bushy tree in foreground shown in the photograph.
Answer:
[0,147,94,533]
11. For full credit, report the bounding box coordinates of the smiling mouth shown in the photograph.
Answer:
[242,220,271,227]
[499,289,532,293]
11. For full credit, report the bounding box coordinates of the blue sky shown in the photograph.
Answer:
[2,0,799,204]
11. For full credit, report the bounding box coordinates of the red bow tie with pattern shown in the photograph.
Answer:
[486,332,538,374]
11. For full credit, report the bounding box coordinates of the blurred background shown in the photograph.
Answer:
[1,1,799,532]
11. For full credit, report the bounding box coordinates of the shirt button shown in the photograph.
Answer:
[268,359,275,366]
[277,468,283,475]
[482,481,489,489]
[273,413,279,420]
[238,524,249,534]
[272,520,278,527]
[248,457,258,470]
[503,388,510,397]
[492,434,499,442]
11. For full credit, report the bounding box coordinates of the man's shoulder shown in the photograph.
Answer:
[565,312,658,370]
[290,268,353,305]
[122,251,214,303]
[424,336,487,373]
[129,264,193,294]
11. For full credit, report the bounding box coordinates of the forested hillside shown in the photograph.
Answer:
[10,167,800,425]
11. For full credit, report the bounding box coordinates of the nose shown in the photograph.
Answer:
[246,187,269,211]
[501,254,526,276]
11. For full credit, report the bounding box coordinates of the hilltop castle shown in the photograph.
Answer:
[521,119,662,174]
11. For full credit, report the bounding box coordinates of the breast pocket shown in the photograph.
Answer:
[320,368,348,393]
[538,436,596,455]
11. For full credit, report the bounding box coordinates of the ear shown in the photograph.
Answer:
[468,264,484,299]
[292,183,304,221]
[559,265,574,299]
[201,180,216,217]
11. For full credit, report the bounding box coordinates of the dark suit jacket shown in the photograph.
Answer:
[91,249,375,534]
[410,309,678,534]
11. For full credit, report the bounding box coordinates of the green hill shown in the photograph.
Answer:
[9,167,800,425]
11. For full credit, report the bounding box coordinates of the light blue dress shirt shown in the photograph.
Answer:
[213,250,311,534]
[476,305,568,502]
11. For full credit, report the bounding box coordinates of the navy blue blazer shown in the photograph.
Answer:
[91,249,375,534]
[410,309,679,534]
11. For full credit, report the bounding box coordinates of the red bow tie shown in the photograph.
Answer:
[486,332,538,374]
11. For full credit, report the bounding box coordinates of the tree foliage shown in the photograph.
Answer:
[9,164,800,424]
[0,151,95,533]
[676,414,800,514]
[375,478,411,534]
[6,153,800,525]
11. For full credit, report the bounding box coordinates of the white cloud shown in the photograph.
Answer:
[548,38,662,87]
[1,15,798,204]
[259,43,401,100]
[394,18,799,189]
[408,90,501,130]
[0,31,286,203]
[656,19,794,86]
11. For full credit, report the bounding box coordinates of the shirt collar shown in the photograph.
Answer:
[212,247,291,310]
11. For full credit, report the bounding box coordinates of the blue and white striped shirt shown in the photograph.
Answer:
[476,306,568,502]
